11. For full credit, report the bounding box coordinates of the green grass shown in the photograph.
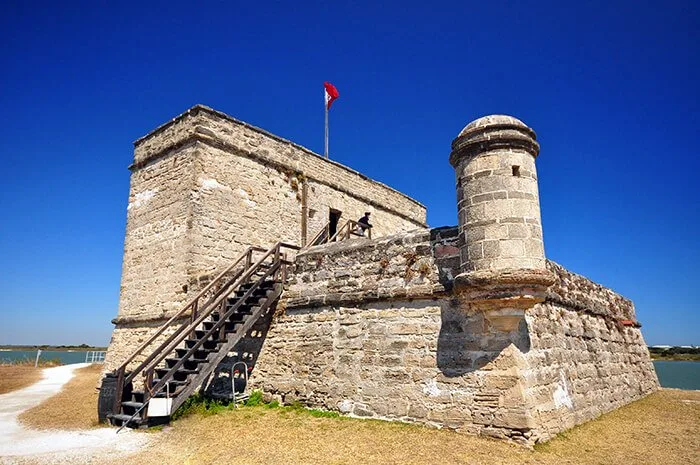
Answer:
[140,424,166,433]
[171,390,341,422]
[171,393,232,420]
[244,390,263,406]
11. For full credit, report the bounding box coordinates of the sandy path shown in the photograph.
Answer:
[0,363,149,464]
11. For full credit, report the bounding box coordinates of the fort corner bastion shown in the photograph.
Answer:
[103,105,658,444]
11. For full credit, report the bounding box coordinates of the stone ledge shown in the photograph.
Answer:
[545,260,637,323]
[455,268,556,288]
[111,313,190,326]
[298,228,431,258]
[281,285,449,310]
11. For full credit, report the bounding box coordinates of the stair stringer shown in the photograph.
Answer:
[166,282,284,414]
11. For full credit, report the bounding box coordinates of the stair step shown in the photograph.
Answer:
[182,340,218,350]
[122,401,145,409]
[129,389,168,400]
[166,357,207,370]
[156,366,199,378]
[183,339,220,351]
[108,413,144,424]
[233,288,271,299]
[153,378,188,387]
[175,347,214,358]
[228,296,259,306]
[202,321,242,332]
[166,356,207,364]
[194,329,221,340]
[223,306,254,316]
[211,313,247,322]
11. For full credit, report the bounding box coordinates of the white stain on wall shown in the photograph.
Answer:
[237,188,257,207]
[553,371,573,409]
[127,189,157,210]
[338,399,353,413]
[199,177,231,191]
[423,379,442,397]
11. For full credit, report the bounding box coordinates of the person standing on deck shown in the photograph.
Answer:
[357,212,372,236]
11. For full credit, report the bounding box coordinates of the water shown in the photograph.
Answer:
[0,350,100,365]
[1,351,697,389]
[653,361,700,390]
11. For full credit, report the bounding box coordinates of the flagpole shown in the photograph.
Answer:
[324,103,329,159]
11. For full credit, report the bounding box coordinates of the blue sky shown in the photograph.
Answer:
[0,1,697,346]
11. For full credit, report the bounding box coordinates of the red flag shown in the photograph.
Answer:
[324,82,339,109]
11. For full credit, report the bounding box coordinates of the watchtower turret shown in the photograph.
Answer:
[450,115,554,311]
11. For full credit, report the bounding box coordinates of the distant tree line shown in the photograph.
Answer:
[648,346,700,361]
[0,344,107,351]
[649,346,700,355]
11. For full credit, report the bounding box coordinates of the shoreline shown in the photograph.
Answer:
[0,347,107,352]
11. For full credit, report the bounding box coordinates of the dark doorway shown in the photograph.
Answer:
[329,209,342,240]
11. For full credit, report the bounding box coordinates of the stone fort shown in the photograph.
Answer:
[101,104,658,444]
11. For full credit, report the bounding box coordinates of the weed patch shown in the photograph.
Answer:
[244,390,263,406]
[172,394,235,420]
[172,390,341,423]
[264,399,280,409]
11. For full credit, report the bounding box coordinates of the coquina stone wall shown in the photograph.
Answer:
[249,227,658,444]
[104,105,426,373]
[103,108,658,445]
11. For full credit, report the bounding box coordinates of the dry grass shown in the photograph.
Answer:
[18,364,104,430]
[537,388,700,465]
[13,365,696,465]
[107,389,700,465]
[0,365,43,394]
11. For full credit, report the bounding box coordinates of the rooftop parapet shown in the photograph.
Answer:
[130,104,426,227]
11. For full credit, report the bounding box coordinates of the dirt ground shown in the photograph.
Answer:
[18,364,103,430]
[111,389,699,465]
[0,364,147,465]
[0,365,43,395]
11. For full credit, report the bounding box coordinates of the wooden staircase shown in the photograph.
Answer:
[105,242,298,428]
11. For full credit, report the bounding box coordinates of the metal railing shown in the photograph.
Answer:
[85,351,106,363]
[231,361,249,406]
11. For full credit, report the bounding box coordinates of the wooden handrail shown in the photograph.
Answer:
[136,266,247,381]
[304,222,331,249]
[141,243,285,383]
[117,247,256,375]
[327,220,347,243]
[328,219,372,243]
[147,250,281,398]
[112,242,300,414]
